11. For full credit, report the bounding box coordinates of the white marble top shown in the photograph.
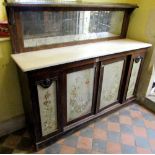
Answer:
[11,38,152,72]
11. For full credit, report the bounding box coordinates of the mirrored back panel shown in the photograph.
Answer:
[20,11,124,48]
[6,1,137,53]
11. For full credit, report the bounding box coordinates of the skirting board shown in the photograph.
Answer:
[0,115,25,137]
[144,97,155,113]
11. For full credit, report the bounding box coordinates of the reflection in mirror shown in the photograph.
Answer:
[20,11,124,48]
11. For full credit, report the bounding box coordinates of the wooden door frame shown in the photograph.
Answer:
[61,62,99,126]
[122,50,146,102]
[27,71,63,143]
[96,56,127,113]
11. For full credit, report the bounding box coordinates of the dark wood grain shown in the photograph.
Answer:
[5,1,138,9]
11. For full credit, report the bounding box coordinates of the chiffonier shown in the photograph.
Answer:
[5,0,152,150]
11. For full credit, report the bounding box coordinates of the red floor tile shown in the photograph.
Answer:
[149,139,155,150]
[93,128,107,140]
[121,133,135,146]
[106,142,121,154]
[131,111,142,118]
[108,122,120,132]
[60,145,76,154]
[133,126,147,138]
[144,120,155,130]
[119,115,132,125]
[77,136,92,150]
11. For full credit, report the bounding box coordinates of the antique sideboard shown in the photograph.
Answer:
[5,0,152,150]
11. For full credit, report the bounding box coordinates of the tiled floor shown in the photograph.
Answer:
[1,103,155,154]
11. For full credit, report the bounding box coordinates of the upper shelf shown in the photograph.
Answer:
[5,0,138,9]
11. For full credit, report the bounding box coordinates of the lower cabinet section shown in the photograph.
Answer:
[21,49,147,150]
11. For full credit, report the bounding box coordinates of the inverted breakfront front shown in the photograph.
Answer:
[6,0,152,150]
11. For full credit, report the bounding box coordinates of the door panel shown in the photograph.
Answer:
[67,68,95,122]
[99,60,124,109]
[37,79,58,136]
[126,57,142,99]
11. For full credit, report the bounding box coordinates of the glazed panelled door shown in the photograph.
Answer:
[98,58,125,110]
[66,65,96,123]
[126,55,143,99]
[37,78,59,136]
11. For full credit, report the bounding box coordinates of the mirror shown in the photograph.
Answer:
[20,10,124,48]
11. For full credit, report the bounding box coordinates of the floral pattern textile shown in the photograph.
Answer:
[100,60,124,109]
[127,59,141,99]
[37,81,57,136]
[67,68,95,122]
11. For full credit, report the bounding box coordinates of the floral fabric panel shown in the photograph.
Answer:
[100,60,124,109]
[67,68,95,122]
[127,59,141,99]
[37,81,57,136]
